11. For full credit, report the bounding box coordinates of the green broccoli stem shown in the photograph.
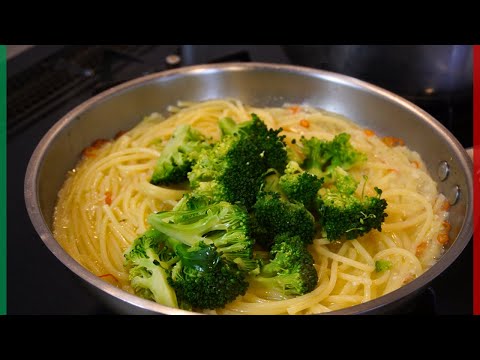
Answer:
[172,241,220,272]
[147,211,227,247]
[253,272,303,290]
[259,261,282,278]
[123,229,178,308]
[130,259,178,308]
[218,117,238,136]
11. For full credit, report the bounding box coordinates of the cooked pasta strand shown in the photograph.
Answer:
[53,99,448,314]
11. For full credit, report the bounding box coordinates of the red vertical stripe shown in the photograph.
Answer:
[474,45,480,315]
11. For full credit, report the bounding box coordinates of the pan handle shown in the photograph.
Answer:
[466,147,473,161]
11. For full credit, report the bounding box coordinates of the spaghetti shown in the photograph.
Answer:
[53,99,450,314]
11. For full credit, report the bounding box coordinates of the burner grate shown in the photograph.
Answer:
[7,45,155,138]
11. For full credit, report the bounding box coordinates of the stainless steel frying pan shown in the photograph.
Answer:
[24,63,473,314]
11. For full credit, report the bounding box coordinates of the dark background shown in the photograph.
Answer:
[6,45,473,314]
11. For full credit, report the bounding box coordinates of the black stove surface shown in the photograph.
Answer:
[7,45,473,315]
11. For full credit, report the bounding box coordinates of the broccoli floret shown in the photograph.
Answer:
[375,259,392,272]
[301,133,366,178]
[286,138,306,165]
[188,114,287,209]
[260,161,323,208]
[123,229,178,308]
[188,131,265,209]
[148,201,258,273]
[146,201,258,309]
[252,192,316,249]
[173,192,213,212]
[218,116,241,136]
[278,161,324,207]
[150,124,211,186]
[250,234,318,298]
[317,186,388,241]
[331,167,359,195]
[163,239,249,310]
[261,168,283,195]
[219,114,288,172]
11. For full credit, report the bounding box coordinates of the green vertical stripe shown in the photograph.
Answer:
[0,45,6,315]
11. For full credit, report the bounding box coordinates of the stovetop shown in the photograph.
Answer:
[7,45,473,315]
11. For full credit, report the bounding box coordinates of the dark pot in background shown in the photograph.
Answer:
[282,45,472,99]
